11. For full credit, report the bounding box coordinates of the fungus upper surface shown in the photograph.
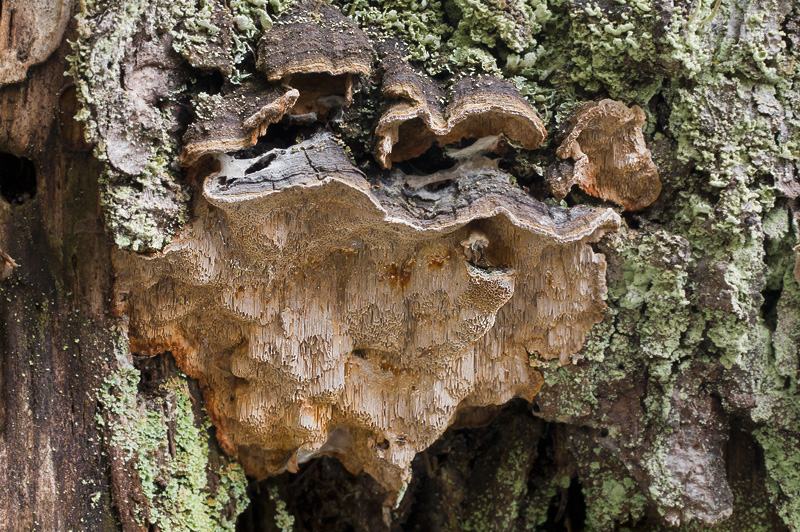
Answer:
[181,82,299,167]
[252,1,377,124]
[256,0,374,81]
[553,99,661,211]
[375,43,546,169]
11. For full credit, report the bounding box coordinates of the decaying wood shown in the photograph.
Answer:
[7,0,796,529]
[0,0,72,86]
[114,132,619,490]
[113,0,618,496]
[553,99,661,211]
[0,39,119,531]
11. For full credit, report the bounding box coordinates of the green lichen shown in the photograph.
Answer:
[609,230,692,366]
[170,0,225,64]
[336,0,453,69]
[268,486,296,532]
[461,441,529,531]
[97,358,248,531]
[229,0,296,82]
[757,422,800,530]
[578,457,648,530]
[748,216,800,529]
[67,0,215,252]
[71,0,800,526]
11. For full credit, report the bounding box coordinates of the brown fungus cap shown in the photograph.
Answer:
[255,1,375,118]
[554,99,661,211]
[180,80,299,167]
[374,49,546,169]
[256,0,374,81]
[373,43,446,168]
[439,76,547,150]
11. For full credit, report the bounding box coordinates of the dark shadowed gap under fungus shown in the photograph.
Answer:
[236,400,594,532]
[0,152,36,204]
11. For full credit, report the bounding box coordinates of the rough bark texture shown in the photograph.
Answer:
[1,0,799,531]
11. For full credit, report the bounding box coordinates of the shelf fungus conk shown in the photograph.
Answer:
[113,0,622,493]
[180,81,299,167]
[553,99,661,211]
[256,0,375,118]
[375,44,547,168]
[114,128,619,491]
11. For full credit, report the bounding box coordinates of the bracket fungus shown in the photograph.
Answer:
[181,0,379,172]
[180,82,300,167]
[256,0,375,119]
[375,43,547,169]
[552,99,661,211]
[110,0,622,493]
[114,131,619,490]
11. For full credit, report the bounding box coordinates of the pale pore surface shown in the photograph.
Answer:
[113,134,620,490]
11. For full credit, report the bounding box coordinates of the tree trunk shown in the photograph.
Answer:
[1,0,798,531]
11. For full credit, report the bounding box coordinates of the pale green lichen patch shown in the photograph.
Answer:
[748,212,800,529]
[757,421,800,530]
[268,486,297,532]
[460,439,531,531]
[67,0,221,252]
[97,365,248,531]
[228,0,296,82]
[573,446,648,531]
[335,0,453,69]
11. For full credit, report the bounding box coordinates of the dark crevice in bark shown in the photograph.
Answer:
[0,152,36,204]
[761,287,783,331]
[237,401,597,531]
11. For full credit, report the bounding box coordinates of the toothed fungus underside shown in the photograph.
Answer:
[106,0,654,491]
[114,132,619,490]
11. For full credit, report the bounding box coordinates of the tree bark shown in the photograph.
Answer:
[1,0,799,531]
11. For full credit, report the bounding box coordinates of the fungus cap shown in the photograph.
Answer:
[553,99,661,211]
[255,0,374,81]
[180,82,299,167]
[374,49,546,169]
